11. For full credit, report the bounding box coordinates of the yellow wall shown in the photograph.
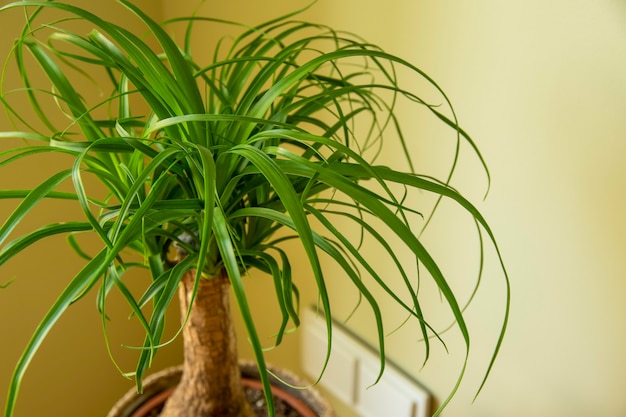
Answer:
[1,1,626,417]
[302,1,626,416]
[303,2,626,416]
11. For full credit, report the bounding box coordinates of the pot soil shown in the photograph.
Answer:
[107,361,336,417]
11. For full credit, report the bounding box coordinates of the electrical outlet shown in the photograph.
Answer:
[301,309,431,417]
[301,313,357,406]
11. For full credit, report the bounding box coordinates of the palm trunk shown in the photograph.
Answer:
[159,269,254,417]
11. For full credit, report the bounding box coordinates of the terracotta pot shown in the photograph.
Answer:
[107,361,336,417]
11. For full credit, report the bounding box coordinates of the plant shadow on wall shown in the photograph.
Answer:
[0,1,510,417]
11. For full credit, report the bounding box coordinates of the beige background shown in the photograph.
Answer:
[1,1,626,416]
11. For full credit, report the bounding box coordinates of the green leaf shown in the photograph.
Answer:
[0,222,93,268]
[0,170,72,247]
[4,249,108,417]
[212,206,276,416]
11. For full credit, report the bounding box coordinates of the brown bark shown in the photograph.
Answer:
[159,269,254,417]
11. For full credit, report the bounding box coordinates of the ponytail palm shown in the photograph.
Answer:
[0,2,509,417]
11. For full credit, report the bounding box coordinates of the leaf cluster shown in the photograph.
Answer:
[0,2,510,416]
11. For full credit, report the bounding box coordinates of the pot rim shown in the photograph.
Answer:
[106,361,336,417]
